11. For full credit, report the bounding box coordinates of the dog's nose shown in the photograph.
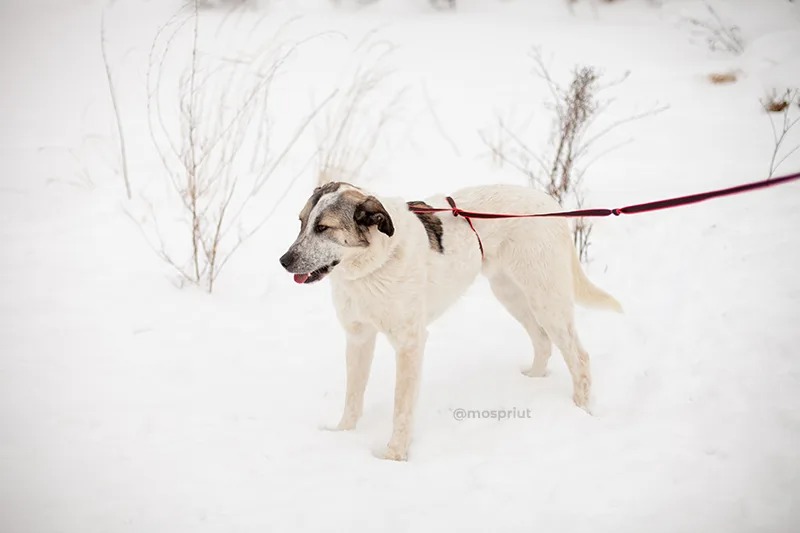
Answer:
[279,251,293,270]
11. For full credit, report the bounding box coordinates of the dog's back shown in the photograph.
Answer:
[419,184,620,313]
[447,184,568,256]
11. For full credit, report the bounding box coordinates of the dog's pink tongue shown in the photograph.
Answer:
[293,273,310,284]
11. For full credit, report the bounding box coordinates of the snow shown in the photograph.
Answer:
[2,0,799,532]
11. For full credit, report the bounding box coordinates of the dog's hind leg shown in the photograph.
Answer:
[539,316,591,411]
[335,322,377,431]
[488,273,552,377]
[503,263,592,411]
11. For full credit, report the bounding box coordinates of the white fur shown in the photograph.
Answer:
[326,184,622,461]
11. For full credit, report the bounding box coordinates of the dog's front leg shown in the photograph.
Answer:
[335,322,377,431]
[380,323,427,461]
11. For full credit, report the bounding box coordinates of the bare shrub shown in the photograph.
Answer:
[481,49,666,263]
[138,1,330,292]
[761,88,800,178]
[542,65,599,206]
[314,34,406,187]
[685,2,745,55]
[538,62,599,262]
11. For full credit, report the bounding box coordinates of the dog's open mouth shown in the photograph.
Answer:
[292,261,339,285]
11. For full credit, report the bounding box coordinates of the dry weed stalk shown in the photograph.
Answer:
[762,88,800,178]
[100,4,131,199]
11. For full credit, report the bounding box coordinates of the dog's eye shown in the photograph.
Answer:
[315,224,328,233]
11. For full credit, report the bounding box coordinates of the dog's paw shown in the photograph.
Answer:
[337,420,357,431]
[373,445,408,462]
[522,366,548,378]
[319,420,356,432]
[572,394,593,415]
[319,413,361,431]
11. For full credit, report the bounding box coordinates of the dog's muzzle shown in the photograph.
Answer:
[279,251,338,285]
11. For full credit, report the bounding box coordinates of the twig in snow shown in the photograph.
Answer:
[100,5,131,199]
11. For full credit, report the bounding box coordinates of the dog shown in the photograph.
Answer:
[279,181,622,460]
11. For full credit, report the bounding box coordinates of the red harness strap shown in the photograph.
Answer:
[445,196,484,259]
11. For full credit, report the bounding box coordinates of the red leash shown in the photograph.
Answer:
[408,171,800,258]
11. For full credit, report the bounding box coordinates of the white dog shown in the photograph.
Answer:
[280,182,621,460]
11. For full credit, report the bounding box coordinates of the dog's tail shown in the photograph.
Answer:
[571,245,623,313]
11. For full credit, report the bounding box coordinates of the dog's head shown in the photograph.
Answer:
[279,182,394,284]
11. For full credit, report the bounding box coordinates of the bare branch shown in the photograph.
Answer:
[100,5,131,199]
[422,81,461,157]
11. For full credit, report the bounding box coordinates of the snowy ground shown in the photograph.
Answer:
[2,0,800,532]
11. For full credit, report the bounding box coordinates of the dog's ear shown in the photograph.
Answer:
[354,196,394,237]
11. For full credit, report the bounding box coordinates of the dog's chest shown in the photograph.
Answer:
[331,272,424,331]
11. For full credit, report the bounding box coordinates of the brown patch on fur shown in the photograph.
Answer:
[313,181,343,202]
[316,213,343,230]
[407,201,444,253]
[323,188,371,247]
[299,182,353,229]
[338,188,368,204]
